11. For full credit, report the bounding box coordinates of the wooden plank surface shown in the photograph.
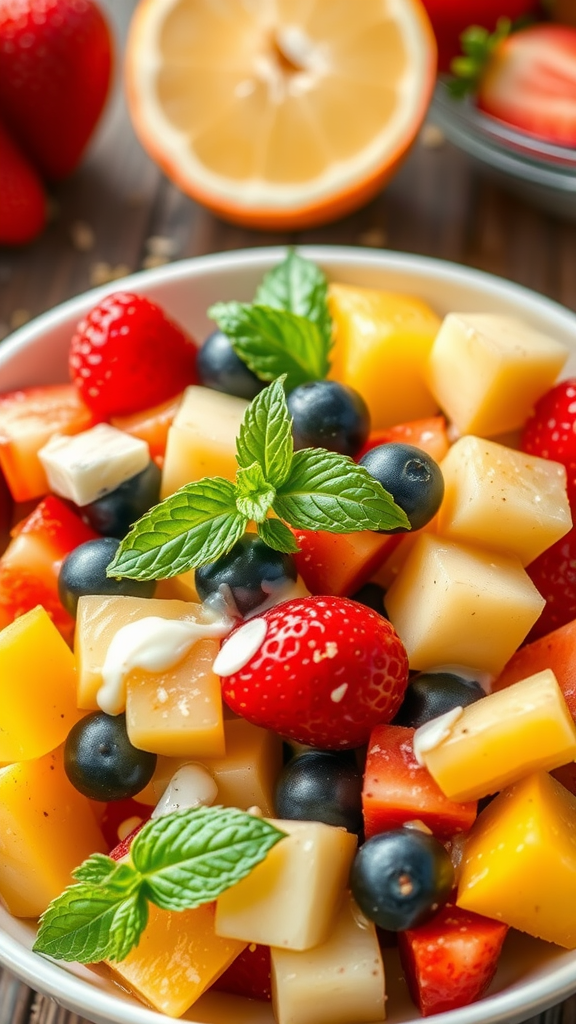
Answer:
[2,1,576,1022]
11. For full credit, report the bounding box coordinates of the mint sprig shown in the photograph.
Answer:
[107,378,409,581]
[255,247,333,351]
[33,806,285,965]
[447,17,511,98]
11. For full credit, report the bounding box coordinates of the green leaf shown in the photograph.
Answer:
[236,463,275,523]
[447,17,511,99]
[133,806,285,912]
[236,375,292,487]
[255,249,333,352]
[73,853,119,886]
[208,302,328,392]
[107,478,248,579]
[274,449,410,533]
[257,517,300,554]
[108,890,149,963]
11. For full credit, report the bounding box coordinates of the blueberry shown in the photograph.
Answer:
[393,672,485,729]
[195,534,297,617]
[58,537,156,616]
[274,751,363,833]
[287,380,370,457]
[360,443,444,532]
[78,460,161,538]
[64,712,157,801]
[350,582,388,619]
[350,829,454,931]
[197,329,265,400]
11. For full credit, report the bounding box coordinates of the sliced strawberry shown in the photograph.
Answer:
[493,616,576,719]
[293,528,400,597]
[213,943,271,1001]
[357,415,449,464]
[521,379,576,509]
[0,117,45,245]
[398,902,508,1016]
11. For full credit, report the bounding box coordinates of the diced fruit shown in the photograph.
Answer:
[0,384,93,502]
[328,284,441,430]
[39,424,150,507]
[161,385,248,498]
[213,942,272,1001]
[0,745,107,917]
[426,313,568,437]
[363,724,477,840]
[385,534,545,674]
[215,819,357,951]
[525,524,576,641]
[420,670,576,803]
[293,528,400,597]
[492,617,576,720]
[270,892,385,1024]
[111,392,183,462]
[398,902,508,1016]
[438,437,572,566]
[457,771,576,948]
[357,414,450,463]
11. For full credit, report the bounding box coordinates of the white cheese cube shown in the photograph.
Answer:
[38,424,149,507]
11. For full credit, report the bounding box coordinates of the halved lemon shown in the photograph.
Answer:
[125,0,437,229]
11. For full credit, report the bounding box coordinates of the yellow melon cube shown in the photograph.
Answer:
[457,771,576,948]
[385,534,545,674]
[420,669,576,802]
[438,437,572,566]
[160,386,248,498]
[426,313,568,437]
[328,283,441,429]
[0,746,106,917]
[0,605,84,762]
[216,820,357,951]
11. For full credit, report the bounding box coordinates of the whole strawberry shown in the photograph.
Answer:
[526,525,576,642]
[0,116,45,244]
[0,0,112,180]
[522,379,576,510]
[69,292,199,418]
[216,596,409,750]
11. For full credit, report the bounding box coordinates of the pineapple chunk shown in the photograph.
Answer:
[437,436,572,566]
[420,669,576,802]
[426,313,568,436]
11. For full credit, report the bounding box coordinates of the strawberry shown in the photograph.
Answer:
[69,292,199,419]
[421,0,538,72]
[524,525,576,642]
[521,379,576,508]
[218,595,409,750]
[0,0,112,180]
[0,116,45,244]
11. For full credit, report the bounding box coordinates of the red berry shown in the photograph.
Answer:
[525,524,576,642]
[521,379,576,509]
[0,117,45,245]
[69,292,199,418]
[218,596,409,750]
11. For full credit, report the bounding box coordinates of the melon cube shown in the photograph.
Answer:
[215,820,357,950]
[426,313,568,436]
[161,386,248,498]
[271,892,385,1024]
[385,534,545,674]
[438,436,572,565]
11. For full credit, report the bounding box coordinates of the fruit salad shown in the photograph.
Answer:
[1,250,576,1024]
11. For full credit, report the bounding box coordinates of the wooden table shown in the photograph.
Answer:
[2,1,576,1022]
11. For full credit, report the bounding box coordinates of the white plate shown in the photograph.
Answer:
[2,246,576,1024]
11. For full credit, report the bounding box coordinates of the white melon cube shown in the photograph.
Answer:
[38,423,149,506]
[426,313,568,436]
[438,436,572,565]
[215,820,357,950]
[385,534,545,674]
[271,892,385,1024]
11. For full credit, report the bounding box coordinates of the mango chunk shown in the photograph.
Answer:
[457,771,576,948]
[106,902,245,1016]
[216,820,357,951]
[438,437,572,566]
[420,669,576,802]
[0,605,84,762]
[426,313,568,437]
[0,746,106,917]
[328,283,441,429]
[385,534,544,674]
[271,892,385,1024]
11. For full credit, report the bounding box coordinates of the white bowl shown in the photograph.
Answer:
[2,246,576,1024]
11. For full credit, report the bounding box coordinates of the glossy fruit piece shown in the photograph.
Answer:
[360,443,444,532]
[393,671,485,729]
[398,902,508,1015]
[58,537,156,616]
[77,459,161,538]
[111,392,182,463]
[0,383,93,502]
[0,0,113,179]
[287,380,370,458]
[100,796,153,850]
[293,527,400,597]
[478,25,576,147]
[65,712,157,801]
[213,942,272,1001]
[522,379,576,509]
[493,617,576,719]
[0,117,45,245]
[219,596,409,750]
[357,415,449,463]
[363,724,477,841]
[421,0,538,71]
[69,292,199,419]
[125,0,436,230]
[525,524,576,641]
[275,751,363,834]
[197,329,265,400]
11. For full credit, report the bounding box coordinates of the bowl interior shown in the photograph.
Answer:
[1,246,576,1024]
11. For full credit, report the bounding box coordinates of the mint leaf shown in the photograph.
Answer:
[73,853,118,886]
[236,375,292,488]
[257,517,300,554]
[107,478,247,580]
[109,890,149,963]
[255,249,332,352]
[133,806,285,912]
[208,302,328,392]
[236,464,275,523]
[274,449,410,532]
